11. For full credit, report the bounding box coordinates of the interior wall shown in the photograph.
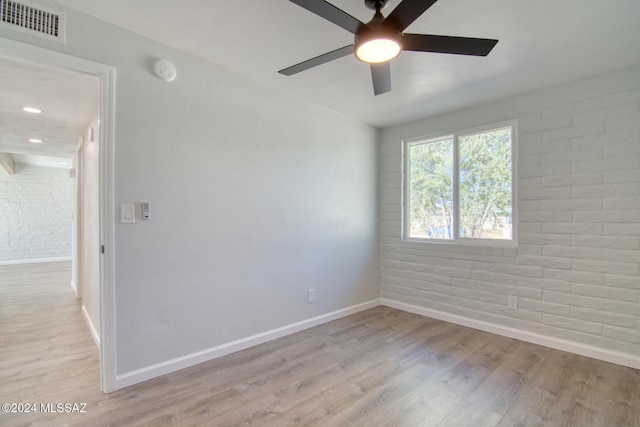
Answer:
[79,117,101,346]
[380,65,640,363]
[0,2,379,378]
[112,53,379,375]
[0,163,73,263]
[71,144,80,296]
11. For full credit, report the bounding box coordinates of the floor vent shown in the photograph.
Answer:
[0,0,64,42]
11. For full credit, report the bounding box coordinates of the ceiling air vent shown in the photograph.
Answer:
[0,0,65,42]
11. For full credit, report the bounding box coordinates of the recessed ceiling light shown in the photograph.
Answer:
[60,161,69,166]
[22,106,42,114]
[28,138,43,144]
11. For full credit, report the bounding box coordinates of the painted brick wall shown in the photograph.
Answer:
[379,68,640,361]
[0,163,73,262]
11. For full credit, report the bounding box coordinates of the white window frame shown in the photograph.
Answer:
[402,119,518,247]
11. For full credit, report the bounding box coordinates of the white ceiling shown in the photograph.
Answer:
[2,0,639,169]
[51,0,640,128]
[0,57,99,168]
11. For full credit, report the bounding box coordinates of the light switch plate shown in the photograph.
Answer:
[120,204,135,224]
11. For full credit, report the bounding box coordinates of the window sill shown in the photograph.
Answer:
[402,237,518,249]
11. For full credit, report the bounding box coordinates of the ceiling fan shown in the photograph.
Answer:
[278,0,499,95]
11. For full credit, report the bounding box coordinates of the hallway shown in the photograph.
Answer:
[0,261,100,424]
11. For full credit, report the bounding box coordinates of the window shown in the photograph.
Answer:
[404,121,516,243]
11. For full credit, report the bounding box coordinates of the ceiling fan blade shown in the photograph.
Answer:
[403,34,498,56]
[289,0,365,34]
[371,62,391,95]
[385,0,439,32]
[278,45,354,76]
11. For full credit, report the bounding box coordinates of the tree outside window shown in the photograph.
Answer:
[405,122,515,242]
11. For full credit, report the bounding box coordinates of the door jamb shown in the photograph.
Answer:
[0,38,117,392]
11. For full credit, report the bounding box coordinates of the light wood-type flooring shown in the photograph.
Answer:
[1,261,639,426]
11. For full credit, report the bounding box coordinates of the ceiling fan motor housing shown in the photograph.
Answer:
[364,0,391,11]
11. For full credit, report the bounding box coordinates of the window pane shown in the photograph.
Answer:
[459,127,512,239]
[408,138,454,239]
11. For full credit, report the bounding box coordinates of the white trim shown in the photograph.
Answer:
[82,304,100,349]
[381,298,640,371]
[70,280,78,298]
[402,119,517,247]
[115,299,381,390]
[97,58,117,394]
[0,38,117,393]
[111,295,640,390]
[0,257,71,266]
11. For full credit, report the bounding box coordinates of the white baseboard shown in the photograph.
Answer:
[115,299,381,390]
[381,298,640,371]
[82,305,100,349]
[70,280,78,298]
[0,257,72,266]
[114,296,640,391]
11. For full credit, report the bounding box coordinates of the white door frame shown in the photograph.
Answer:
[0,38,117,392]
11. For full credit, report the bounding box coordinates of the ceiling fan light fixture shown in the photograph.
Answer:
[355,37,401,63]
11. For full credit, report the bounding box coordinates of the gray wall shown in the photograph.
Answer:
[0,2,379,377]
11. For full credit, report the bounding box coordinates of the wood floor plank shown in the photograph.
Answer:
[1,262,639,426]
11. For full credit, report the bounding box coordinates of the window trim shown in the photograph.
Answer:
[402,119,518,247]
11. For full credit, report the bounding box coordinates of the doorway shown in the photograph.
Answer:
[0,38,116,392]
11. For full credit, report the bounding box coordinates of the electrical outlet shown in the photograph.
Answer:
[507,295,517,310]
[307,289,316,303]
